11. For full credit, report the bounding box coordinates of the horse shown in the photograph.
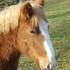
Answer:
[0,0,57,70]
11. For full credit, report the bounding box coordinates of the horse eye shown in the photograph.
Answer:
[30,30,37,35]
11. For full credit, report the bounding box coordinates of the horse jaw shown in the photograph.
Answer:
[39,19,57,69]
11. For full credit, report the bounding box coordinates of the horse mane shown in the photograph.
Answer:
[0,4,21,34]
[0,1,47,34]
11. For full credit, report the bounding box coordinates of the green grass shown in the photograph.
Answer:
[18,0,70,70]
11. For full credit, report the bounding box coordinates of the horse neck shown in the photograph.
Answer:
[0,27,20,61]
[9,28,19,49]
[3,27,19,51]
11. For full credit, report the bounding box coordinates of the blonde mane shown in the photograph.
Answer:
[0,1,47,34]
[0,4,21,34]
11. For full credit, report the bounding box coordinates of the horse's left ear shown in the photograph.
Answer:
[20,2,33,19]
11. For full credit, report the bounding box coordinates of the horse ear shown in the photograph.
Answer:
[35,0,44,6]
[20,2,33,19]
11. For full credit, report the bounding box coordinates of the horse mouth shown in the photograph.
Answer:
[40,64,51,70]
[41,68,51,70]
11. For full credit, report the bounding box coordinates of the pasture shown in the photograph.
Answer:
[18,0,70,70]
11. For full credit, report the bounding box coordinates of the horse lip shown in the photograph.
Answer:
[50,57,57,68]
[40,64,51,70]
[40,67,51,70]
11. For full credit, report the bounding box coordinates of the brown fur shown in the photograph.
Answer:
[0,0,49,70]
[35,0,44,6]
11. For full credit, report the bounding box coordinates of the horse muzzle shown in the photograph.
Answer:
[40,64,51,70]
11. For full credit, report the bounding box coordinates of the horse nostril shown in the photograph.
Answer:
[47,64,51,70]
[47,64,50,69]
[41,65,51,70]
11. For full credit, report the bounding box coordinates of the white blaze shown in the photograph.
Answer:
[39,19,57,69]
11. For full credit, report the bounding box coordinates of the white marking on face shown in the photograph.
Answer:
[39,19,57,69]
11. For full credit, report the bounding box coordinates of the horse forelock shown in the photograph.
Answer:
[0,1,47,34]
[24,1,48,30]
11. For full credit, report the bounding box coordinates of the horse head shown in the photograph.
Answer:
[17,0,57,70]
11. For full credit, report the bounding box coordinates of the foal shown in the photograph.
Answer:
[0,0,57,70]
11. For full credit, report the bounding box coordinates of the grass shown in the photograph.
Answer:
[18,0,70,70]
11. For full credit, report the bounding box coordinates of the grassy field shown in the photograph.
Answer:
[18,0,70,70]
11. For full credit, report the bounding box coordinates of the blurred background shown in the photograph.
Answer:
[0,0,19,8]
[0,0,70,70]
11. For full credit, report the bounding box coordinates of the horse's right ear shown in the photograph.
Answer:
[20,2,33,20]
